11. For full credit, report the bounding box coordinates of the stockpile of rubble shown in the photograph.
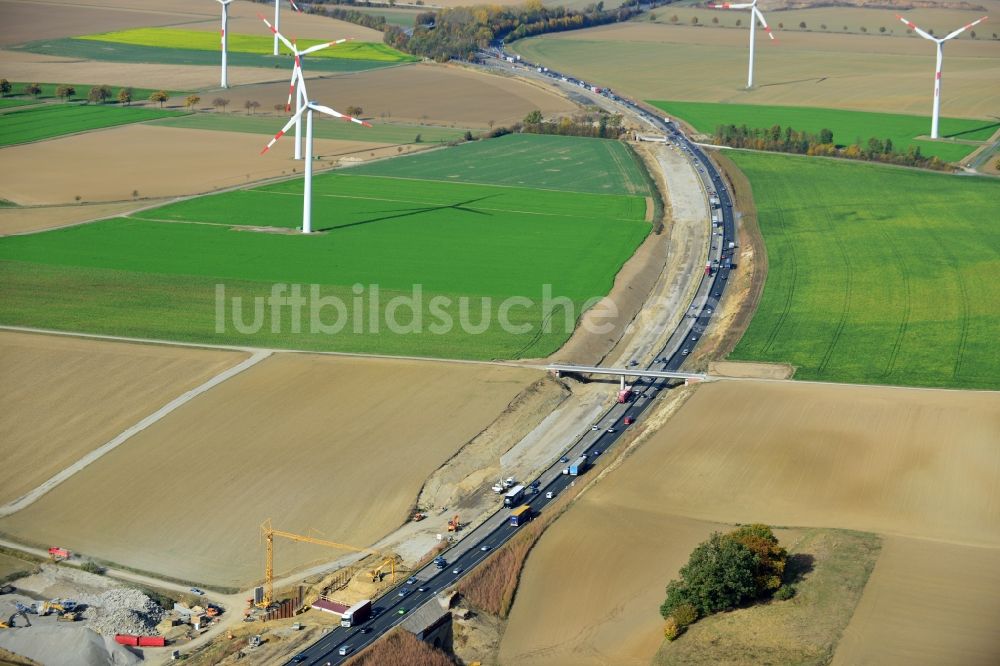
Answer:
[83,588,164,637]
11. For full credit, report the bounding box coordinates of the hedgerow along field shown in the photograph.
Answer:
[0,104,187,148]
[728,151,1000,390]
[651,100,997,163]
[352,134,652,196]
[0,166,650,359]
[152,113,474,145]
[1,82,191,104]
[78,27,416,62]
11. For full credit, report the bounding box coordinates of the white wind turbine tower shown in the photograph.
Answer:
[261,78,371,234]
[259,13,350,160]
[708,0,775,88]
[215,0,234,88]
[895,13,988,139]
[271,0,302,56]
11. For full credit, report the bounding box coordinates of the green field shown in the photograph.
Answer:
[0,158,650,358]
[1,82,191,103]
[0,98,34,109]
[152,114,474,145]
[651,100,996,163]
[0,104,187,147]
[78,28,417,62]
[352,134,652,196]
[16,39,405,74]
[728,151,1000,390]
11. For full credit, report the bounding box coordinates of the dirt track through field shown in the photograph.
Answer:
[499,379,1000,664]
[0,331,248,506]
[0,354,540,587]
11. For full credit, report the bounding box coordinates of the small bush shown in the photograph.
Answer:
[79,560,106,575]
[774,584,796,600]
[663,616,680,641]
[672,603,698,628]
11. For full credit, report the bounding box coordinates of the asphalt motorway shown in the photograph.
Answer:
[286,71,736,666]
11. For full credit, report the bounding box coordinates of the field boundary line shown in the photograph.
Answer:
[0,325,549,370]
[0,349,271,518]
[711,376,1000,395]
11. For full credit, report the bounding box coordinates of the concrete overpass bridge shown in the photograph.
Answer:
[547,364,707,388]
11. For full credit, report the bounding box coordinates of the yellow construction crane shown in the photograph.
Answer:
[259,519,381,608]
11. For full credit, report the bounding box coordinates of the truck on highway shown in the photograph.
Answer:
[504,485,526,507]
[509,505,532,527]
[341,599,372,628]
[617,386,633,403]
[569,455,588,476]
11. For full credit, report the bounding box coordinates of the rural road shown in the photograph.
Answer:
[287,59,740,663]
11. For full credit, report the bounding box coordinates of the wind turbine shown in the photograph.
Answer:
[259,13,350,160]
[895,13,988,139]
[271,0,302,56]
[215,0,234,88]
[260,78,371,234]
[708,0,776,88]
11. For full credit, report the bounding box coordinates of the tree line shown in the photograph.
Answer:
[713,123,949,170]
[519,109,627,139]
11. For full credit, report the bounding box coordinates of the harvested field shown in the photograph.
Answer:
[619,380,1000,546]
[0,354,541,587]
[832,536,1000,666]
[499,511,724,665]
[0,331,247,506]
[0,124,393,205]
[230,63,578,128]
[500,379,1000,663]
[512,23,1000,118]
[0,201,162,236]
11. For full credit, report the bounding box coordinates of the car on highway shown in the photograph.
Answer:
[606,428,615,434]
[397,607,407,615]
[559,456,569,463]
[398,589,410,597]
[593,450,602,456]
[591,425,600,431]
[291,654,307,663]
[480,545,490,552]
[453,567,463,575]
[417,586,428,593]
[714,291,721,297]
[546,491,555,499]
[339,645,353,656]
[406,577,417,585]
[624,416,635,425]
[681,349,690,355]
[359,627,372,634]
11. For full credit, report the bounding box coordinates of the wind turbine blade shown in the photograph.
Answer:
[288,0,302,11]
[754,7,776,40]
[309,103,372,127]
[708,2,754,8]
[258,12,296,52]
[943,15,987,41]
[896,14,936,41]
[286,65,299,112]
[300,38,351,56]
[261,107,307,154]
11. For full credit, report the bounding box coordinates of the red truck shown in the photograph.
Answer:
[115,635,165,647]
[617,386,633,403]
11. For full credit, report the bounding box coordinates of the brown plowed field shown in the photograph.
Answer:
[1,0,380,44]
[833,536,1000,666]
[500,379,1000,664]
[0,354,540,587]
[516,22,1000,118]
[0,331,247,505]
[0,201,165,236]
[0,124,392,205]
[230,63,578,128]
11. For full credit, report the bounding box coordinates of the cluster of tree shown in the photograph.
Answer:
[382,0,670,62]
[519,109,627,139]
[660,524,789,640]
[307,5,388,32]
[713,123,949,170]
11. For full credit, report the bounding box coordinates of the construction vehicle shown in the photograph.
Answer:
[48,547,71,562]
[259,519,384,608]
[4,608,31,628]
[57,612,79,622]
[368,557,398,583]
[248,635,262,648]
[447,515,461,532]
[411,512,425,522]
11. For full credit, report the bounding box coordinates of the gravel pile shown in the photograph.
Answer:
[82,588,164,637]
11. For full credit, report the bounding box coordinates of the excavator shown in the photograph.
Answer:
[1,606,32,629]
[447,515,461,532]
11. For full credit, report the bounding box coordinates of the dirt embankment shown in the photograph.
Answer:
[417,376,571,512]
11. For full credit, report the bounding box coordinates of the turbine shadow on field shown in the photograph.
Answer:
[756,77,832,89]
[317,195,497,232]
[943,121,1000,140]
